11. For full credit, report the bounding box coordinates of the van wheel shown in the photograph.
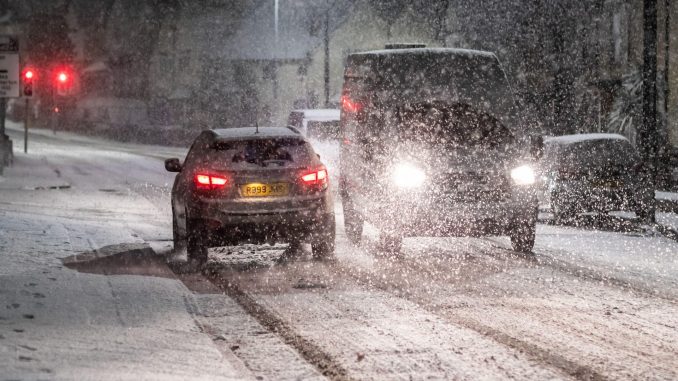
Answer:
[343,198,363,244]
[378,232,402,255]
[186,219,208,266]
[510,222,536,253]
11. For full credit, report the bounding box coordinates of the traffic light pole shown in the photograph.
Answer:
[51,85,56,135]
[24,98,28,153]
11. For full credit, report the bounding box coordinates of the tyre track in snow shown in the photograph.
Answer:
[330,241,607,381]
[329,231,678,381]
[202,252,572,380]
[202,268,353,381]
[194,215,678,380]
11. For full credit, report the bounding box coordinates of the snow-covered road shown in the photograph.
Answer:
[2,125,677,380]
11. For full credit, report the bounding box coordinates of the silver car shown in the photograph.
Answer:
[541,133,655,223]
[165,127,335,264]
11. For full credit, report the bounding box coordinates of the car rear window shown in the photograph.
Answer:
[211,138,313,168]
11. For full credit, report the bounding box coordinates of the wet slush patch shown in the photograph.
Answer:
[61,243,175,278]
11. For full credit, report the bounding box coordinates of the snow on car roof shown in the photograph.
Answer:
[350,47,496,59]
[212,127,302,140]
[291,109,340,121]
[544,133,629,146]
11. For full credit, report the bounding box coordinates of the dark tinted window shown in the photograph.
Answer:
[211,138,313,168]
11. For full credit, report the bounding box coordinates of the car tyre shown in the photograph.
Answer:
[311,241,334,260]
[343,198,363,244]
[172,212,186,253]
[279,238,303,263]
[510,220,536,253]
[186,219,208,265]
[312,215,336,261]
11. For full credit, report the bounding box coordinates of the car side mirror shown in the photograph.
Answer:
[530,135,544,160]
[165,158,182,172]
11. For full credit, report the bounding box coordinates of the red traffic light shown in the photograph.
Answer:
[54,68,76,96]
[22,67,35,97]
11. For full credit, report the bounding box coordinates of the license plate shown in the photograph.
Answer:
[241,183,288,197]
[593,180,622,188]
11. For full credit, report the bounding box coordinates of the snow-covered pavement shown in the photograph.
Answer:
[2,126,678,380]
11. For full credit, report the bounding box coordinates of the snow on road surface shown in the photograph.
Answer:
[2,127,678,380]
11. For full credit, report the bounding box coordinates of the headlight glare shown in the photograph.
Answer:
[511,165,536,185]
[392,162,426,188]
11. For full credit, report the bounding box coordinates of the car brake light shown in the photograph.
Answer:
[301,167,328,187]
[194,174,228,190]
[341,95,362,113]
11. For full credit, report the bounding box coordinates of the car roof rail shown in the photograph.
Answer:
[384,43,426,49]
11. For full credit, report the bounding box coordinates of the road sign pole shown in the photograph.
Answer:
[24,98,28,153]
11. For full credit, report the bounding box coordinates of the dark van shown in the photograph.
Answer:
[339,46,541,253]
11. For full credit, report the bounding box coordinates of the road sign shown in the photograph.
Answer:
[0,35,20,98]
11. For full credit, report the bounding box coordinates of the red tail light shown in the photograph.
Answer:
[341,95,363,113]
[300,167,328,188]
[194,174,228,190]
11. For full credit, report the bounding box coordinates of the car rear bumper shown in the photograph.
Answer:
[187,195,334,245]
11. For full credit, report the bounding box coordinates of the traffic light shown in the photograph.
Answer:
[22,68,35,97]
[55,69,73,96]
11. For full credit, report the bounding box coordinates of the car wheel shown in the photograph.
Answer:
[278,238,302,263]
[312,215,336,261]
[342,197,363,244]
[378,232,402,255]
[172,212,186,252]
[186,219,208,265]
[510,220,536,253]
[311,241,334,260]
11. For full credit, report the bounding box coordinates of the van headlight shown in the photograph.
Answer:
[392,162,426,188]
[510,165,536,185]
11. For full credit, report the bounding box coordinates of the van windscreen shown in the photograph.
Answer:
[377,53,507,97]
[396,103,514,148]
